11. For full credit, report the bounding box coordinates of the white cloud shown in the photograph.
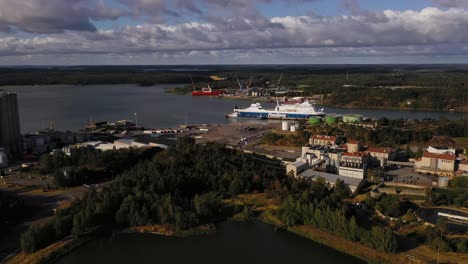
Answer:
[0,0,125,33]
[0,4,467,63]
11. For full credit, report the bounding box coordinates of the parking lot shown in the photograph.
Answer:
[383,167,436,186]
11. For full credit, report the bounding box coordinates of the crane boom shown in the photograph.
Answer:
[277,72,283,86]
[189,74,196,91]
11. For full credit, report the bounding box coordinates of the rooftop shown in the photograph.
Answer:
[290,160,307,167]
[342,152,365,157]
[422,151,456,161]
[430,146,452,150]
[366,147,392,154]
[297,169,363,187]
[312,135,336,141]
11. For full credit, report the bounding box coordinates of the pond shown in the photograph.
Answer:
[58,221,364,264]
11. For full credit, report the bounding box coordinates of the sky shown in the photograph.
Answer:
[0,0,467,65]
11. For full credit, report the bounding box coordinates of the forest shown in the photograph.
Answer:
[22,138,401,255]
[18,137,468,257]
[20,138,284,253]
[306,118,467,148]
[278,178,397,253]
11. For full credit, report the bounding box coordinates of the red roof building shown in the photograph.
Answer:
[310,135,337,146]
[422,152,456,161]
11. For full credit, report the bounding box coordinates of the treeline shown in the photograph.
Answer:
[40,147,161,187]
[424,218,468,253]
[278,178,397,253]
[307,118,466,147]
[450,177,468,189]
[20,138,284,253]
[324,86,466,110]
[1,67,467,111]
[374,194,412,218]
[427,188,468,207]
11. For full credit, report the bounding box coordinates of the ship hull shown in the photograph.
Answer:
[234,111,324,119]
[191,90,224,96]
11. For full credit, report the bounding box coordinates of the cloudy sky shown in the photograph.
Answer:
[0,0,467,65]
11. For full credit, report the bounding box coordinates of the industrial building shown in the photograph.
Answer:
[0,92,21,160]
[22,131,92,157]
[415,152,456,177]
[459,160,468,172]
[309,135,337,146]
[297,169,363,192]
[60,137,168,156]
[286,160,308,176]
[427,146,456,155]
[338,152,368,179]
[346,140,362,153]
[365,147,396,166]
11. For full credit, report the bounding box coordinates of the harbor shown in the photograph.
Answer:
[1,84,464,134]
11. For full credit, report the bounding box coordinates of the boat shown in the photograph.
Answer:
[191,84,224,96]
[227,100,325,119]
[189,75,224,96]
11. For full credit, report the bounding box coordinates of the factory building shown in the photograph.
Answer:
[365,147,396,167]
[415,152,456,177]
[427,146,455,155]
[459,160,468,172]
[0,92,21,160]
[286,161,309,177]
[297,170,363,193]
[338,152,368,179]
[309,135,337,146]
[346,140,362,153]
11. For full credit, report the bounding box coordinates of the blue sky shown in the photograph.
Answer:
[0,0,467,65]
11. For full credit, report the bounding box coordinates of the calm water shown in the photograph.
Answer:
[1,84,465,133]
[417,208,468,233]
[58,221,364,264]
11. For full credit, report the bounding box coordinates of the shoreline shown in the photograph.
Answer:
[164,88,468,113]
[6,194,468,264]
[2,83,466,113]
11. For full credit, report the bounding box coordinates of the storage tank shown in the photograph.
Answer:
[290,125,297,132]
[438,177,449,188]
[325,115,338,125]
[309,117,321,126]
[282,121,291,131]
[343,114,363,123]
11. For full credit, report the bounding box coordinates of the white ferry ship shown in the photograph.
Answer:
[227,100,325,119]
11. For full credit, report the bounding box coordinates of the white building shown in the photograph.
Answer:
[365,147,396,166]
[338,152,367,179]
[310,135,337,146]
[346,140,362,153]
[297,169,363,192]
[415,151,456,177]
[0,148,8,168]
[459,160,468,172]
[286,161,309,177]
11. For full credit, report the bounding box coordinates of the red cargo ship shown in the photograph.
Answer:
[191,84,224,96]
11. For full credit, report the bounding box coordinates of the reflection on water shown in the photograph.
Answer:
[58,221,364,264]
[2,84,465,133]
[418,208,468,233]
